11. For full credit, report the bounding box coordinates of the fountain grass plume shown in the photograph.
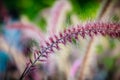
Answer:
[20,21,120,80]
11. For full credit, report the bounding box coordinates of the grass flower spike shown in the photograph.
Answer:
[39,21,120,57]
[20,21,120,80]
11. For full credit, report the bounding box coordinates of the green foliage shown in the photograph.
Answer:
[72,38,77,45]
[3,0,55,20]
[65,12,72,27]
[96,44,104,54]
[70,0,100,21]
[112,15,120,22]
[108,38,116,49]
[36,17,47,32]
[3,0,100,21]
[103,57,115,70]
[28,39,39,47]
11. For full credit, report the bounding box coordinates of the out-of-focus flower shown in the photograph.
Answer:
[0,50,9,73]
[3,27,22,50]
[0,50,9,80]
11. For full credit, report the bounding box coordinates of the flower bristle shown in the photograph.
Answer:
[35,22,120,61]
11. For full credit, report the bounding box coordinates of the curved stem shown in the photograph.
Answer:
[19,54,42,80]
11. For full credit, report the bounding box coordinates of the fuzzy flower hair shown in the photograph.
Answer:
[19,21,120,80]
[34,21,120,61]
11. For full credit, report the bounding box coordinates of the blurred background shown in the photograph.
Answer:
[0,0,120,80]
